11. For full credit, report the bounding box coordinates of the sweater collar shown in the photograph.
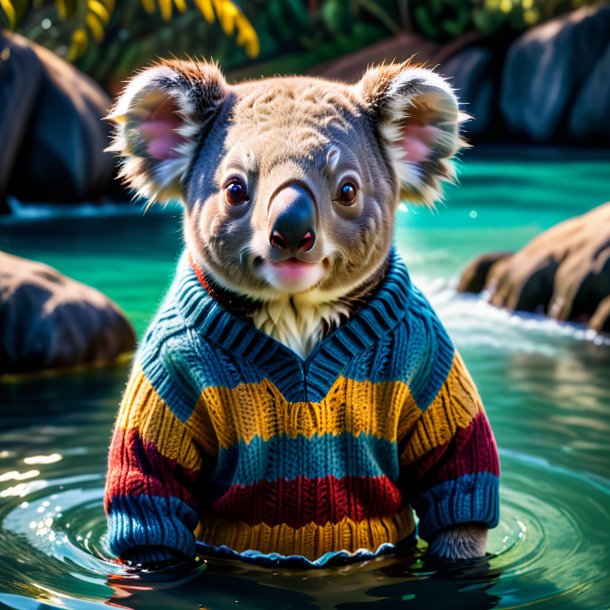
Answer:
[188,252,260,319]
[175,249,412,402]
[188,251,390,338]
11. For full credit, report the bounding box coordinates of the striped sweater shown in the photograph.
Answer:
[104,250,499,567]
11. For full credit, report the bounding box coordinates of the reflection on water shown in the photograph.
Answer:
[0,158,609,609]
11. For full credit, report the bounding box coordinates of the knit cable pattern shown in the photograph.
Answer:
[104,249,500,566]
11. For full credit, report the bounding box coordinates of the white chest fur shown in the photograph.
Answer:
[249,296,350,359]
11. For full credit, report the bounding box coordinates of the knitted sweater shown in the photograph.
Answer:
[104,250,500,567]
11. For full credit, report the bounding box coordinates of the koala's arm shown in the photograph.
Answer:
[428,523,488,560]
[104,362,208,567]
[400,349,500,561]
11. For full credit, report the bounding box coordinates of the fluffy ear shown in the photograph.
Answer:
[107,60,227,203]
[357,62,467,206]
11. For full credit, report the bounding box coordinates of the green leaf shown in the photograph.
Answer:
[88,0,110,23]
[414,5,439,38]
[67,27,88,61]
[157,0,172,21]
[0,0,16,29]
[86,12,105,41]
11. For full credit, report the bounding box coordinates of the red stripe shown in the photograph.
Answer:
[104,428,200,513]
[400,412,500,497]
[209,475,403,529]
[189,251,217,300]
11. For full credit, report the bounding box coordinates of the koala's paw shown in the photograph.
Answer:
[428,523,488,561]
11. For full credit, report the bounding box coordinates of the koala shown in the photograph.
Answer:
[104,60,500,568]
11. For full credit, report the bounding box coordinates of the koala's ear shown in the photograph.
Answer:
[357,62,467,206]
[107,60,227,203]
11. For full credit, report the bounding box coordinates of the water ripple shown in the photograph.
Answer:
[0,448,608,609]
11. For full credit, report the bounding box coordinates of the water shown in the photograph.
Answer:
[1,156,609,609]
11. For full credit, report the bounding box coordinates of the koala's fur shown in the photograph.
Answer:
[108,59,486,560]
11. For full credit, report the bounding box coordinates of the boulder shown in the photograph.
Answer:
[308,32,440,83]
[569,43,610,142]
[457,203,610,332]
[440,46,499,139]
[0,31,115,205]
[590,297,610,334]
[308,33,504,140]
[500,4,610,143]
[0,252,136,375]
[456,251,512,294]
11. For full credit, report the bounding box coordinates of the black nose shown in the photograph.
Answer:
[268,185,317,253]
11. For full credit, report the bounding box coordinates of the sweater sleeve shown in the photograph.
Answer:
[104,362,210,564]
[399,348,500,543]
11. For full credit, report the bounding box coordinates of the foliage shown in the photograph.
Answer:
[0,0,603,90]
[408,0,601,41]
[0,0,259,61]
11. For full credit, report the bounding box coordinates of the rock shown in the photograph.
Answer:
[308,34,505,140]
[500,5,610,143]
[308,32,440,83]
[440,46,499,139]
[569,43,610,142]
[0,252,136,375]
[0,31,114,205]
[590,297,610,334]
[457,203,610,332]
[456,252,511,294]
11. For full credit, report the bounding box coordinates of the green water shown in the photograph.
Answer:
[1,157,609,609]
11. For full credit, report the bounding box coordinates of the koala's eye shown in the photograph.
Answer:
[225,179,248,205]
[336,182,358,206]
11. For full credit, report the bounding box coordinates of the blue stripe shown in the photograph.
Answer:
[107,495,198,559]
[136,261,269,421]
[135,249,453,424]
[408,290,455,412]
[214,433,399,487]
[338,287,455,412]
[414,472,500,541]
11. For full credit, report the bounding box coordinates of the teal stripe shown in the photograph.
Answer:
[214,433,399,487]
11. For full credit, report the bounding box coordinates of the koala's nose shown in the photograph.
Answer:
[268,185,317,254]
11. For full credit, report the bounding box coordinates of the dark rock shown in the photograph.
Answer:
[308,34,505,141]
[0,31,114,204]
[569,43,610,142]
[440,46,498,139]
[500,5,610,143]
[457,203,610,332]
[0,252,136,375]
[456,252,511,294]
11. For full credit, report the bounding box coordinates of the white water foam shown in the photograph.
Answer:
[1,196,181,224]
[417,276,610,355]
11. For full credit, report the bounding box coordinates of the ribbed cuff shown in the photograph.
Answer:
[107,495,198,560]
[415,472,500,542]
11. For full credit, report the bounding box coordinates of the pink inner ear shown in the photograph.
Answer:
[401,123,440,164]
[137,98,186,161]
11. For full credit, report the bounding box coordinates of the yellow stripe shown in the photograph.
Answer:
[400,352,483,466]
[199,510,415,559]
[196,376,418,449]
[115,366,217,470]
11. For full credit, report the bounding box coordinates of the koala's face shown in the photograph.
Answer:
[109,61,464,303]
[184,78,399,301]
